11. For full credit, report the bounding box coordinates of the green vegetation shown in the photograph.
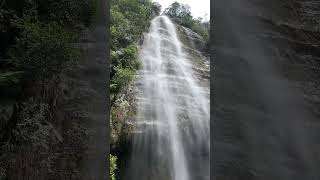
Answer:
[9,19,79,81]
[110,1,161,179]
[110,0,160,98]
[111,67,136,95]
[0,0,95,98]
[164,1,210,40]
[109,1,209,179]
[0,0,95,179]
[110,154,118,180]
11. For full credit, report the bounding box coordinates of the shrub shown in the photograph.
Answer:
[110,0,157,98]
[0,0,95,58]
[26,0,95,27]
[8,18,78,81]
[191,22,209,40]
[0,98,62,179]
[111,67,135,94]
[110,154,117,180]
[111,6,132,49]
[111,45,140,96]
[111,46,140,71]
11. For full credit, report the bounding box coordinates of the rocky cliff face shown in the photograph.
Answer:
[0,2,108,178]
[111,21,210,180]
[213,0,320,179]
[111,24,210,147]
[177,25,210,89]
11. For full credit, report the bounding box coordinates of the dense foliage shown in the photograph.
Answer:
[110,1,160,179]
[110,0,160,98]
[9,19,78,81]
[0,0,94,97]
[164,1,210,40]
[110,154,118,180]
[0,0,95,179]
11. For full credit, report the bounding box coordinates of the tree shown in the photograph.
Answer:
[151,2,161,17]
[163,1,209,41]
[163,2,193,27]
[164,2,191,19]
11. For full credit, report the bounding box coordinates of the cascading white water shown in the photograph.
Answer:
[123,16,209,180]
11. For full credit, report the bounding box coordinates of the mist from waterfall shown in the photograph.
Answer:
[122,16,209,180]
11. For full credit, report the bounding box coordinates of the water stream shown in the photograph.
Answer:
[122,16,209,180]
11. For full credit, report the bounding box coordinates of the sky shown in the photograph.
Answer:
[153,0,210,21]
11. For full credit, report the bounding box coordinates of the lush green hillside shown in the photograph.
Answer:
[109,1,161,180]
[110,0,161,99]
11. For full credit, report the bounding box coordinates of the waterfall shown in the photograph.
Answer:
[123,16,210,180]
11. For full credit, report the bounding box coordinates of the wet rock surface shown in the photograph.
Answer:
[177,25,210,89]
[119,16,210,180]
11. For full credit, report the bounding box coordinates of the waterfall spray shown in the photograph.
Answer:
[123,16,209,180]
